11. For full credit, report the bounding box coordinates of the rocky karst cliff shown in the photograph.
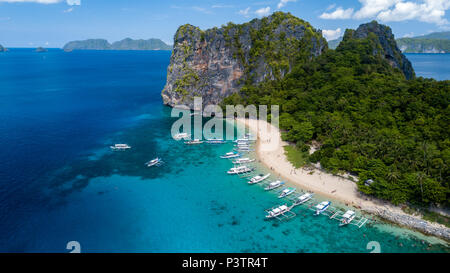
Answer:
[0,44,6,52]
[161,12,327,108]
[342,21,415,80]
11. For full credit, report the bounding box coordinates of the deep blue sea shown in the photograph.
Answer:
[0,49,448,253]
[405,53,450,81]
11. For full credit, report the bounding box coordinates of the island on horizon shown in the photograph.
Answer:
[329,31,450,53]
[63,37,172,51]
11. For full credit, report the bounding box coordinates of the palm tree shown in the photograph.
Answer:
[416,172,427,202]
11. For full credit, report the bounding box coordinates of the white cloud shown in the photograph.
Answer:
[377,0,450,25]
[277,0,297,9]
[322,28,342,40]
[353,0,400,19]
[66,0,80,5]
[320,7,354,19]
[238,7,251,17]
[63,7,73,12]
[321,0,450,27]
[255,6,271,17]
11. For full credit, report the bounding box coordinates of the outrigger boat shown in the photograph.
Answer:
[264,180,284,191]
[146,157,163,167]
[339,210,356,226]
[294,192,313,205]
[110,144,131,150]
[173,133,190,140]
[220,152,241,159]
[227,165,253,175]
[234,147,253,152]
[248,173,270,184]
[278,187,296,198]
[206,139,226,144]
[184,139,203,145]
[265,204,292,219]
[315,201,331,215]
[232,158,255,164]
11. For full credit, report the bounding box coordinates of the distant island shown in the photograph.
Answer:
[329,31,450,53]
[63,38,172,51]
[0,44,7,52]
[35,47,48,53]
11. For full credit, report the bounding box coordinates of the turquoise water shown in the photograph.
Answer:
[0,49,448,252]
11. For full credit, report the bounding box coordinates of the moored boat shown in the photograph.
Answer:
[184,139,203,145]
[264,180,284,191]
[206,139,226,144]
[146,157,163,167]
[220,152,241,159]
[227,165,253,175]
[173,132,190,140]
[232,157,255,164]
[110,144,131,150]
[339,210,356,226]
[248,173,270,184]
[293,193,313,205]
[278,187,296,198]
[265,204,292,219]
[315,201,331,215]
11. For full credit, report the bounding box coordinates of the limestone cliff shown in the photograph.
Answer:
[341,21,415,80]
[161,12,327,108]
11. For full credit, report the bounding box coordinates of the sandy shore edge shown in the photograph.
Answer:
[234,117,450,242]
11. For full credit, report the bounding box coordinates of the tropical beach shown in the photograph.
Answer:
[236,117,450,240]
[0,1,449,257]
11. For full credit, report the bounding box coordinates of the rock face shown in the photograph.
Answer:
[161,12,327,108]
[63,38,171,51]
[343,21,415,80]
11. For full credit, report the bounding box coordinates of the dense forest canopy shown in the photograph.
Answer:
[224,19,450,207]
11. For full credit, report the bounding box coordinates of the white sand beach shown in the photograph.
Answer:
[234,117,450,240]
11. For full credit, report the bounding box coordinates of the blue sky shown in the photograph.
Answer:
[0,0,449,47]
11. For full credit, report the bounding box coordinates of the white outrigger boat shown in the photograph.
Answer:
[184,139,203,145]
[220,152,241,159]
[227,165,253,175]
[206,139,226,144]
[278,187,296,198]
[315,201,331,215]
[264,180,284,191]
[232,157,255,164]
[248,173,270,184]
[265,204,292,219]
[234,147,253,152]
[146,157,163,167]
[173,132,190,140]
[110,144,131,150]
[339,210,356,226]
[293,192,313,205]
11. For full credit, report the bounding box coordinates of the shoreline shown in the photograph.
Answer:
[235,117,450,242]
